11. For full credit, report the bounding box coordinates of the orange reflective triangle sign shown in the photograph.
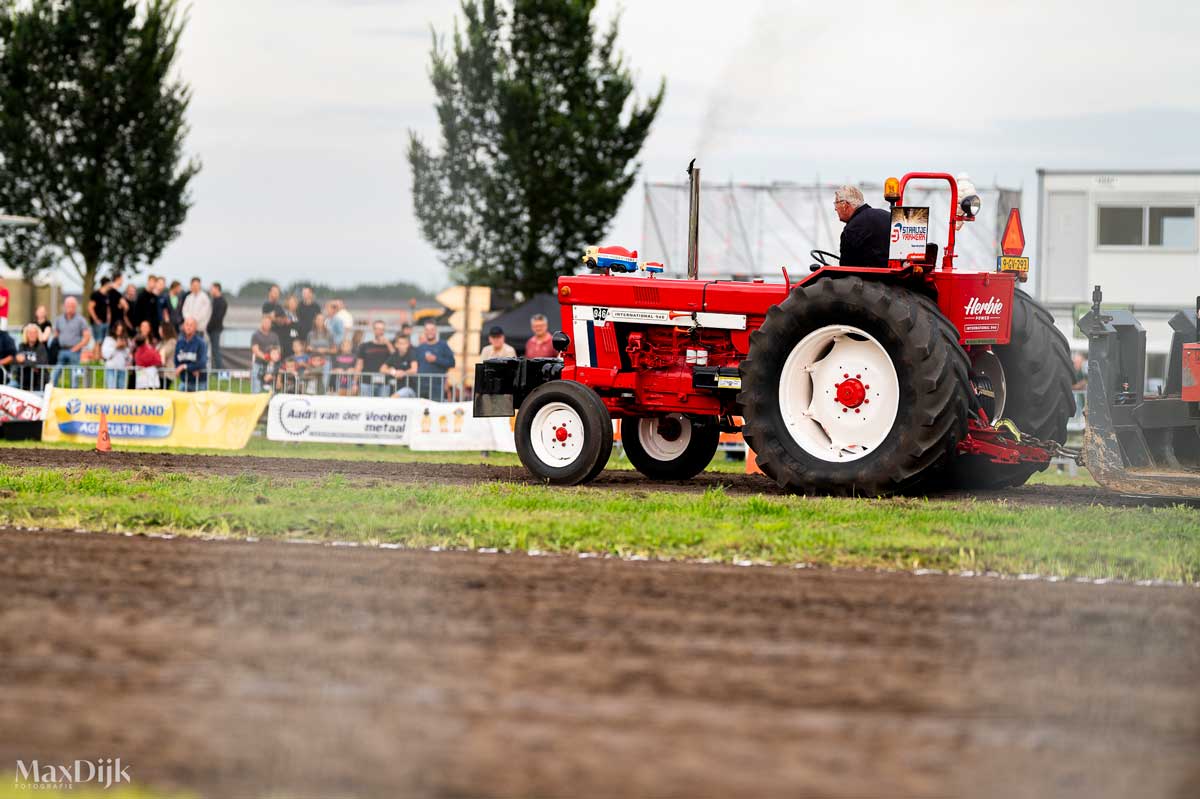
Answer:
[1001,208,1026,256]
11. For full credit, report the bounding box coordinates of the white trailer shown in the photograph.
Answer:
[1036,169,1200,383]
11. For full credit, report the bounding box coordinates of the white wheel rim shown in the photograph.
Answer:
[637,414,693,461]
[972,349,1007,421]
[529,402,586,467]
[777,324,900,463]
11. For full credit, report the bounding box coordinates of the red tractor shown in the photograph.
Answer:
[474,167,1076,496]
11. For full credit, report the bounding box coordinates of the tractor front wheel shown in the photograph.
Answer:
[621,414,720,481]
[516,381,613,485]
[738,276,971,496]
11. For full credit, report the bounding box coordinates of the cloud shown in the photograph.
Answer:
[138,0,1198,295]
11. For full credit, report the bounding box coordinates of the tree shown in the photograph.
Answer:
[0,0,199,297]
[409,0,663,299]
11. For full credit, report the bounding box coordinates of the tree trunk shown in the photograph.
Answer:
[83,260,97,301]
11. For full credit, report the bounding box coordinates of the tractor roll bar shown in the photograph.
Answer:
[897,172,957,271]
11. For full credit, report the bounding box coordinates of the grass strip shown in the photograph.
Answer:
[0,438,1099,484]
[0,466,1190,582]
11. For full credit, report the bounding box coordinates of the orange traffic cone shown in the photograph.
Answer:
[745,446,763,475]
[96,411,112,453]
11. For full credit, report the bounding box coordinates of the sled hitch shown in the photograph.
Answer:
[958,417,1080,466]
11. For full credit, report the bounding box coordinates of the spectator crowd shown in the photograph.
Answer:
[2,275,559,402]
[1,272,228,393]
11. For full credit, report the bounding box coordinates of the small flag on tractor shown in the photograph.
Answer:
[96,412,112,453]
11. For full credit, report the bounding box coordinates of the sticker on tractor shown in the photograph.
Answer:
[716,374,742,390]
[571,305,746,330]
[962,295,1005,336]
[888,206,929,262]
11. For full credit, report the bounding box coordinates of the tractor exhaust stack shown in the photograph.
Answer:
[687,159,700,280]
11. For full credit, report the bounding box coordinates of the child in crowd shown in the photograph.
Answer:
[101,323,132,389]
[133,335,163,389]
[158,321,177,389]
[385,333,419,397]
[138,319,159,347]
[257,345,283,393]
[329,338,357,396]
[14,323,49,392]
[282,338,311,393]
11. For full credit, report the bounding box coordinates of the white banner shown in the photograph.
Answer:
[0,385,46,423]
[266,394,515,452]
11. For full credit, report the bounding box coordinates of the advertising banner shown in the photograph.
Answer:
[888,206,930,261]
[42,389,268,449]
[0,385,46,423]
[408,401,516,453]
[266,394,515,452]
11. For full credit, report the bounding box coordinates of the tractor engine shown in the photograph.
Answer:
[624,326,739,372]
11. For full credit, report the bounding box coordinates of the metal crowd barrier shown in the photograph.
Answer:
[1065,390,1087,434]
[3,364,466,401]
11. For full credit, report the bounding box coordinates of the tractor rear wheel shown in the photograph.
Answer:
[738,277,971,496]
[621,415,720,481]
[516,381,613,485]
[951,288,1076,489]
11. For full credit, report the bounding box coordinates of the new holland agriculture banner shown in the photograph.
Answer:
[42,388,269,449]
[266,394,517,452]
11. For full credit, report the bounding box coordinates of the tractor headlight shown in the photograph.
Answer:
[961,194,981,218]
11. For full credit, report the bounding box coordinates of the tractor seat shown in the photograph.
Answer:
[919,243,939,267]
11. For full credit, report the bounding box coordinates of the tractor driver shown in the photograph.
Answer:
[834,185,891,268]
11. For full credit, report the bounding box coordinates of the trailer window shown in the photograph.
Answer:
[1097,205,1197,249]
[1149,207,1195,248]
[1097,207,1144,246]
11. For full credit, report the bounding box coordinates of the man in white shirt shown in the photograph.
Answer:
[479,325,516,360]
[181,277,212,364]
[334,300,354,338]
[181,277,212,334]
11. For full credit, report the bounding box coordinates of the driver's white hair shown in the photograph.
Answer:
[835,185,865,209]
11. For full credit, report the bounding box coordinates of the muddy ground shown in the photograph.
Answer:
[1,528,1197,798]
[0,446,1186,508]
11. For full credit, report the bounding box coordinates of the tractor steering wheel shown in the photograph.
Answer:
[810,249,840,270]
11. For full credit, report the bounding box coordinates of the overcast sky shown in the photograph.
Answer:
[146,0,1200,293]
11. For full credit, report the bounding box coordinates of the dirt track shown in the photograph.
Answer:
[1,528,1198,798]
[0,446,1186,508]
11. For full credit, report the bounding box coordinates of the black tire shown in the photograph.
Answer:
[738,276,970,496]
[621,415,720,481]
[515,381,613,485]
[951,288,1076,489]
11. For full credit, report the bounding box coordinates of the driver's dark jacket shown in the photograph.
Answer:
[839,203,891,268]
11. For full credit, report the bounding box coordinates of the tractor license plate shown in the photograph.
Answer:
[998,256,1029,279]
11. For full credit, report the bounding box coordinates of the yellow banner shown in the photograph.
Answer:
[42,389,268,450]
